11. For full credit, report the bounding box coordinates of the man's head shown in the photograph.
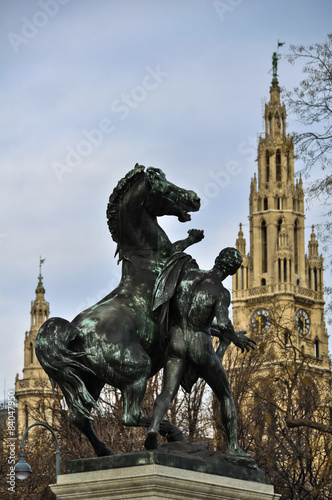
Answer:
[214,247,242,279]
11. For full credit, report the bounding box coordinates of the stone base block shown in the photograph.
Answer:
[51,443,280,499]
[51,463,280,499]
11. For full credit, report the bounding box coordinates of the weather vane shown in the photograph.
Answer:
[277,40,285,51]
[39,256,46,277]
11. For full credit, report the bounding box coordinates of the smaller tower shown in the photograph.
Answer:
[15,259,60,437]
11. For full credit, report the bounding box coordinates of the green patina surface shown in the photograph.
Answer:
[66,442,265,483]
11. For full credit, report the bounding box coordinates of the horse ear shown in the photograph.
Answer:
[146,167,166,189]
[134,163,145,171]
[147,167,166,179]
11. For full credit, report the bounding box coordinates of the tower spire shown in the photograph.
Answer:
[15,258,54,438]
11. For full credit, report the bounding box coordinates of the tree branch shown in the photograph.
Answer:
[286,416,332,434]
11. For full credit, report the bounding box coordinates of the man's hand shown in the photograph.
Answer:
[187,229,204,243]
[233,331,256,353]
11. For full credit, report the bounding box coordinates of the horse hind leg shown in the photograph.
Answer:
[70,378,113,457]
[70,406,113,457]
[119,345,152,427]
[121,375,149,427]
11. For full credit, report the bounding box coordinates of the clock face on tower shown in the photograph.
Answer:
[296,309,310,335]
[250,308,271,334]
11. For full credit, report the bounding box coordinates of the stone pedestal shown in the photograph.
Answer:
[51,464,280,500]
[51,443,280,499]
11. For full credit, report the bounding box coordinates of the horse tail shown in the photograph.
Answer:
[35,317,102,420]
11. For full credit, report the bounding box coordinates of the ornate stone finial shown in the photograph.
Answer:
[299,173,303,187]
[272,52,279,87]
[308,225,319,259]
[36,256,46,294]
[236,223,246,255]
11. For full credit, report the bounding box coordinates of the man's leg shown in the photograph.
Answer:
[145,355,187,450]
[198,347,248,456]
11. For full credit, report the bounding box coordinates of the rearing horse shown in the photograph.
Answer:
[36,165,202,456]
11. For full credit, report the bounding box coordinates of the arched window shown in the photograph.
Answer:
[308,266,312,289]
[294,220,299,274]
[314,339,320,358]
[241,266,244,289]
[264,197,268,210]
[265,150,270,183]
[275,112,281,134]
[278,258,281,282]
[314,267,318,291]
[277,197,282,210]
[276,149,281,181]
[285,330,290,347]
[287,151,291,179]
[261,278,266,286]
[268,114,272,134]
[284,258,287,282]
[261,220,267,273]
[282,114,286,135]
[25,404,29,429]
[30,342,33,364]
[277,218,282,246]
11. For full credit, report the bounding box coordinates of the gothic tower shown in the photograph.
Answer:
[232,53,330,372]
[15,259,60,437]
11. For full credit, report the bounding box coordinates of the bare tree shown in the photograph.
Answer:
[284,34,332,173]
[283,34,332,295]
[221,300,332,499]
[0,371,213,499]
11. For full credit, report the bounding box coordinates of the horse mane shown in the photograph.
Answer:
[106,164,145,251]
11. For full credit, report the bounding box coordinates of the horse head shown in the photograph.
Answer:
[144,166,200,222]
[106,164,201,261]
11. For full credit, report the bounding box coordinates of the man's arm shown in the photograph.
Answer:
[171,229,204,252]
[213,296,256,353]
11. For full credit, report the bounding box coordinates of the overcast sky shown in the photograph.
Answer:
[1,0,331,400]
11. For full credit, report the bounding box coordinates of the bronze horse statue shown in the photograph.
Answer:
[35,165,202,456]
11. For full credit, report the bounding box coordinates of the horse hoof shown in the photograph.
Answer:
[97,447,114,457]
[145,431,158,450]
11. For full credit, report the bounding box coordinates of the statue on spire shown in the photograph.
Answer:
[272,51,279,87]
[39,257,46,278]
[36,257,46,294]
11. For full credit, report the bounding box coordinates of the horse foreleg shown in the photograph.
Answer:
[70,408,113,457]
